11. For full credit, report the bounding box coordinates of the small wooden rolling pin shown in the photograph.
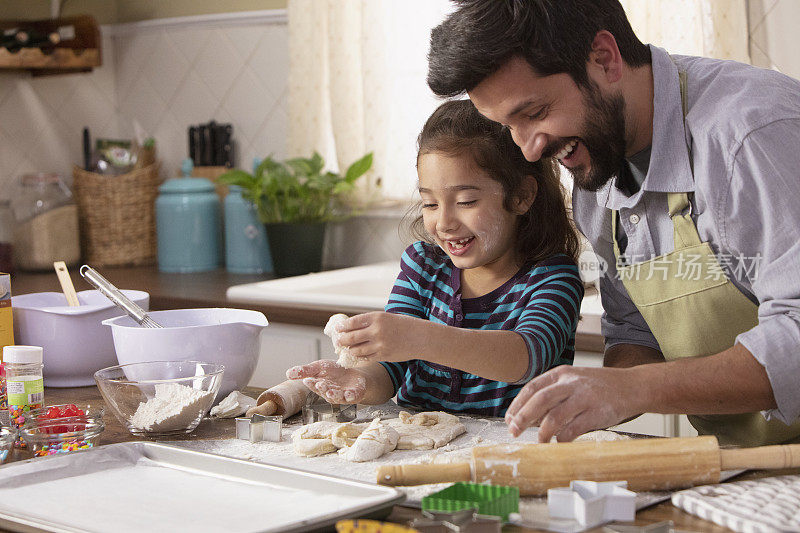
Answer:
[377,436,800,495]
[245,380,310,418]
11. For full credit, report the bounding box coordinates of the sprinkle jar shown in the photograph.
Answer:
[3,345,44,447]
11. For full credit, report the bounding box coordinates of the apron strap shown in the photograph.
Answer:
[668,192,702,248]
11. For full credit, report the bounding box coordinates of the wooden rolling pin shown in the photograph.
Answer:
[377,436,800,495]
[246,380,310,418]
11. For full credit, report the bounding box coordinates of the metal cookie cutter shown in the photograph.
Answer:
[235,413,283,442]
[301,393,357,424]
[410,508,501,533]
[603,522,678,533]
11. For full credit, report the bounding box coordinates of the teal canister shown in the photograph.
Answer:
[224,186,273,274]
[156,177,221,272]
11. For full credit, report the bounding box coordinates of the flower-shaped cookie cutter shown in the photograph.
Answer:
[548,480,636,529]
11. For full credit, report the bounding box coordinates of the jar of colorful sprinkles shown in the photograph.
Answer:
[3,345,44,447]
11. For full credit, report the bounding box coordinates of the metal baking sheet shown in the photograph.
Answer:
[0,442,405,533]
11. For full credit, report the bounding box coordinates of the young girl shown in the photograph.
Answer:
[287,99,583,417]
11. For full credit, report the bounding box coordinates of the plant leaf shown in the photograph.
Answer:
[345,152,373,183]
[217,169,255,187]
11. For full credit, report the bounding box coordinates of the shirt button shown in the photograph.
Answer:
[629,213,640,224]
[456,313,463,321]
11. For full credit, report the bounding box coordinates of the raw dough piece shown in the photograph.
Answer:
[386,411,466,450]
[338,418,399,462]
[324,313,359,368]
[291,421,342,457]
[210,391,257,418]
[331,421,370,448]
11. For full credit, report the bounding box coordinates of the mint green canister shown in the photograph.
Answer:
[224,185,272,274]
[156,177,221,272]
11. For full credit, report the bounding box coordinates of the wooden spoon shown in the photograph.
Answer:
[53,261,80,306]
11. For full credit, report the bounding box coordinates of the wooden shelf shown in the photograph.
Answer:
[0,15,101,75]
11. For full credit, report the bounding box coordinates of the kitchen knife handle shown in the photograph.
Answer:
[376,462,471,487]
[720,443,800,470]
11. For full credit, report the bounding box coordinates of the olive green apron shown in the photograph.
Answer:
[610,70,800,447]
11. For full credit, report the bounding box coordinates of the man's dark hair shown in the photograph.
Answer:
[428,0,650,97]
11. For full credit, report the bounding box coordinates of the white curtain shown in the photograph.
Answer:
[620,0,750,62]
[287,0,452,203]
[288,0,750,204]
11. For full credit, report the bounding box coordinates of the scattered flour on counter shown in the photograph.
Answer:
[130,383,214,432]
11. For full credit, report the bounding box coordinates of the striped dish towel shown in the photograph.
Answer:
[671,474,800,533]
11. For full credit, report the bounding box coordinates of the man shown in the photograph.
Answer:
[427,0,800,446]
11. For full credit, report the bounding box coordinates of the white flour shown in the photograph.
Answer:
[130,383,214,433]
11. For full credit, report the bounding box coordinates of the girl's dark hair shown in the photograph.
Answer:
[427,0,650,97]
[405,99,580,267]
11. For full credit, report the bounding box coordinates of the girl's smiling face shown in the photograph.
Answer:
[418,151,529,280]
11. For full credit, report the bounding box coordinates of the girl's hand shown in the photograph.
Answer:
[286,359,367,404]
[336,311,424,363]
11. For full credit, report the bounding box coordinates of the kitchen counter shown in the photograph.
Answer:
[8,266,606,352]
[7,385,772,532]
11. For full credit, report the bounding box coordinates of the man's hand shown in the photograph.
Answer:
[504,365,649,442]
[286,360,367,404]
[336,311,424,363]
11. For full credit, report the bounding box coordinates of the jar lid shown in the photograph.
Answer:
[159,177,215,194]
[3,345,43,364]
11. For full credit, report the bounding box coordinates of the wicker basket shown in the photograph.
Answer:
[72,164,160,267]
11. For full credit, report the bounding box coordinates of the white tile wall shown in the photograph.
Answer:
[0,12,289,196]
[0,10,408,268]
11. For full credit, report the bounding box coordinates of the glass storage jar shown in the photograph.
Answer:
[11,173,81,271]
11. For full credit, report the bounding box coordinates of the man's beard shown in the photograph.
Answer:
[566,85,627,192]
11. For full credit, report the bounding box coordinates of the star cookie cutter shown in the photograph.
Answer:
[548,480,636,529]
[410,508,501,533]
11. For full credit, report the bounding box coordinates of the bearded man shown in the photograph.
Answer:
[427,0,800,446]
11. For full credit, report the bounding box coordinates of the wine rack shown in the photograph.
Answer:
[0,15,101,76]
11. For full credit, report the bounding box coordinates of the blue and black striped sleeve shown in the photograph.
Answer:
[379,245,431,392]
[512,262,584,383]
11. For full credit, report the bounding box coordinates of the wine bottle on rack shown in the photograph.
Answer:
[14,29,61,50]
[0,28,25,52]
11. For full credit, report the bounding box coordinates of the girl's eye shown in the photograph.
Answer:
[422,203,437,209]
[457,200,477,206]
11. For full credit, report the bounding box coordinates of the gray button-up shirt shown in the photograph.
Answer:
[573,45,800,425]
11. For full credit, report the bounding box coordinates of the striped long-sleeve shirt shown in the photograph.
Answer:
[379,241,584,417]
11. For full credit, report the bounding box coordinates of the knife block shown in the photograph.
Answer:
[191,166,228,202]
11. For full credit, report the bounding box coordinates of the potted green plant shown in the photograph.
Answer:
[218,151,373,277]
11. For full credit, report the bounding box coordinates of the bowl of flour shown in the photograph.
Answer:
[94,361,224,436]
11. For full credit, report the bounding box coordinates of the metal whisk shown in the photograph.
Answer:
[79,265,163,328]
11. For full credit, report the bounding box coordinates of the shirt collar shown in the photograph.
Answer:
[596,45,695,209]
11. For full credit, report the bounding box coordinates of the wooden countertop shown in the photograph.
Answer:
[6,386,773,532]
[8,266,606,352]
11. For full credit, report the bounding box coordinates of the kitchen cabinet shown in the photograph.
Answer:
[250,322,335,389]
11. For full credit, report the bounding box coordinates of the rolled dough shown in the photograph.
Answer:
[338,418,399,462]
[291,421,343,457]
[291,411,467,460]
[324,314,359,368]
[386,411,466,450]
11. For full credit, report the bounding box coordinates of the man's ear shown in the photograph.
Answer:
[588,30,624,84]
[512,176,538,214]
